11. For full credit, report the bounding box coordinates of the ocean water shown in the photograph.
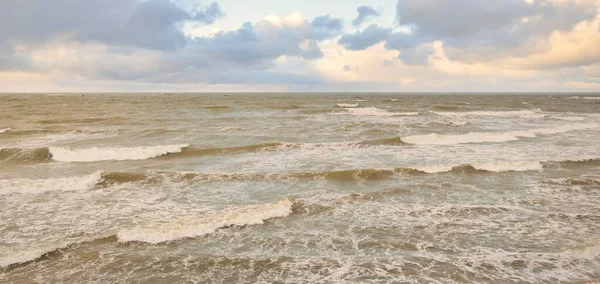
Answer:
[0,93,599,283]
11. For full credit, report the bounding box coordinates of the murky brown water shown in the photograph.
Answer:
[1,93,599,283]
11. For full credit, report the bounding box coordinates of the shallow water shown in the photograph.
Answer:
[1,93,599,283]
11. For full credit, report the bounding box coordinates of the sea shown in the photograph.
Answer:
[1,93,599,283]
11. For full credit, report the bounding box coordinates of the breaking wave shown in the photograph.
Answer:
[0,128,10,134]
[432,109,542,117]
[336,103,358,108]
[0,236,116,268]
[403,123,599,145]
[88,159,599,187]
[117,199,294,244]
[50,144,189,162]
[0,172,102,195]
[336,107,419,117]
[583,97,600,100]
[158,142,282,160]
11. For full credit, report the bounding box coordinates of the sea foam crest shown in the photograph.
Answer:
[117,199,294,244]
[336,103,358,108]
[403,123,599,145]
[0,243,70,268]
[50,144,188,162]
[0,172,102,195]
[413,161,543,173]
[433,109,542,117]
[340,107,418,117]
[583,97,600,100]
[0,128,10,134]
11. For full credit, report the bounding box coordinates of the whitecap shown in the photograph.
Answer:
[0,172,102,195]
[433,109,542,118]
[336,103,358,108]
[0,243,70,268]
[403,123,599,145]
[336,107,418,117]
[50,144,188,162]
[117,199,293,244]
[0,128,10,134]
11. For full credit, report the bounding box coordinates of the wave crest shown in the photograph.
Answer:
[337,107,418,117]
[403,123,599,145]
[0,172,102,195]
[432,109,542,117]
[50,144,189,162]
[117,199,294,244]
[336,103,358,108]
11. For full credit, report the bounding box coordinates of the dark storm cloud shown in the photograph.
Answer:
[0,0,224,51]
[352,5,381,26]
[339,25,391,50]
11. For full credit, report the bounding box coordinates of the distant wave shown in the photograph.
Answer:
[158,142,283,160]
[336,107,419,117]
[50,144,189,162]
[0,128,10,134]
[84,158,599,187]
[117,199,294,244]
[583,97,600,100]
[358,136,407,146]
[553,116,585,121]
[432,109,542,118]
[403,123,599,145]
[0,172,102,195]
[336,103,358,108]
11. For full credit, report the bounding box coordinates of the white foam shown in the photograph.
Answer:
[0,243,70,268]
[583,97,600,100]
[554,116,585,121]
[403,123,599,145]
[433,109,542,118]
[50,144,188,162]
[339,107,418,117]
[336,103,358,108]
[117,199,294,244]
[0,172,102,195]
[412,165,454,174]
[474,161,543,172]
[0,128,10,134]
[412,161,542,173]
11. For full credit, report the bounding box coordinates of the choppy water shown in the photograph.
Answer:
[1,93,599,283]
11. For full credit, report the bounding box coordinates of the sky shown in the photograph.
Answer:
[1,0,600,92]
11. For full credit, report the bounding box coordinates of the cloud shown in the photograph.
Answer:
[339,25,391,50]
[352,5,381,26]
[0,0,224,51]
[2,12,340,86]
[310,15,344,40]
[391,0,599,63]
